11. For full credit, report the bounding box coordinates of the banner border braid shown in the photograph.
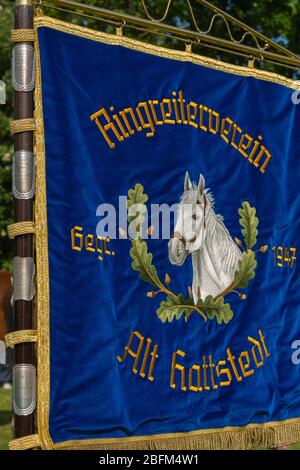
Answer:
[34,14,300,450]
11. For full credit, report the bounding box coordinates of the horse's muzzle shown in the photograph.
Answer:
[168,237,186,266]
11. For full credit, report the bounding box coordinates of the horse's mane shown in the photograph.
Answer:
[182,184,241,275]
[204,189,241,275]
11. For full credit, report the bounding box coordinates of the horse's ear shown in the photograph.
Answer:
[198,174,205,194]
[184,171,192,191]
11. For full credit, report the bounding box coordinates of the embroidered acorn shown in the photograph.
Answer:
[119,227,127,238]
[146,291,157,298]
[147,225,154,237]
[258,244,269,253]
[234,237,243,247]
[239,293,247,300]
[165,272,171,286]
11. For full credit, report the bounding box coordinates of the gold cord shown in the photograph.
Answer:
[9,434,40,451]
[11,29,35,42]
[5,330,38,348]
[7,221,35,239]
[10,118,36,134]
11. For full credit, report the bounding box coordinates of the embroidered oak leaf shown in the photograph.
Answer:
[233,250,257,289]
[157,294,193,323]
[127,183,148,238]
[238,201,259,249]
[127,183,148,207]
[127,183,148,221]
[130,238,161,287]
[198,295,234,325]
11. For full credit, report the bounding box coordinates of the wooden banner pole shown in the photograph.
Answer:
[13,0,35,439]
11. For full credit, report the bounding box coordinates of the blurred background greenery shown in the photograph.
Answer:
[0,389,12,450]
[0,0,299,451]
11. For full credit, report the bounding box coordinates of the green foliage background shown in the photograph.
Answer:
[0,0,300,270]
[0,389,12,450]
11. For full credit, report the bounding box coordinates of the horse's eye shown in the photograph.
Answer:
[192,214,197,221]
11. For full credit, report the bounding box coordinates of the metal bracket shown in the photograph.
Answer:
[16,1,33,5]
[12,150,35,200]
[12,43,35,92]
[38,0,300,70]
[13,364,36,416]
[13,257,35,301]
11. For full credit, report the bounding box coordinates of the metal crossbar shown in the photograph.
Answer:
[34,0,300,71]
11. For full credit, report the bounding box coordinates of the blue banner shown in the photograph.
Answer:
[35,16,300,449]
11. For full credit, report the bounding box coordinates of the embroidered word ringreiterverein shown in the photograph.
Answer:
[90,90,272,173]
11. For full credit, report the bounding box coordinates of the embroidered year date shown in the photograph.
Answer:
[272,246,296,268]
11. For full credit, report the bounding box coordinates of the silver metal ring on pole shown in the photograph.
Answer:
[13,257,35,302]
[12,150,35,199]
[12,43,35,92]
[13,364,36,416]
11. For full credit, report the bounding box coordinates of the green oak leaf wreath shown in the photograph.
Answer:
[123,184,268,325]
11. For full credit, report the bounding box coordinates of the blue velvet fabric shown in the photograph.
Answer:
[37,25,300,444]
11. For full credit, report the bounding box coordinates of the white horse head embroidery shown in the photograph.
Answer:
[168,172,241,304]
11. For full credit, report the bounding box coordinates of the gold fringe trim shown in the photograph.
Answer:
[10,118,35,135]
[5,330,37,348]
[53,420,300,450]
[9,434,40,451]
[7,221,35,239]
[33,14,300,450]
[34,27,52,450]
[11,29,35,43]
